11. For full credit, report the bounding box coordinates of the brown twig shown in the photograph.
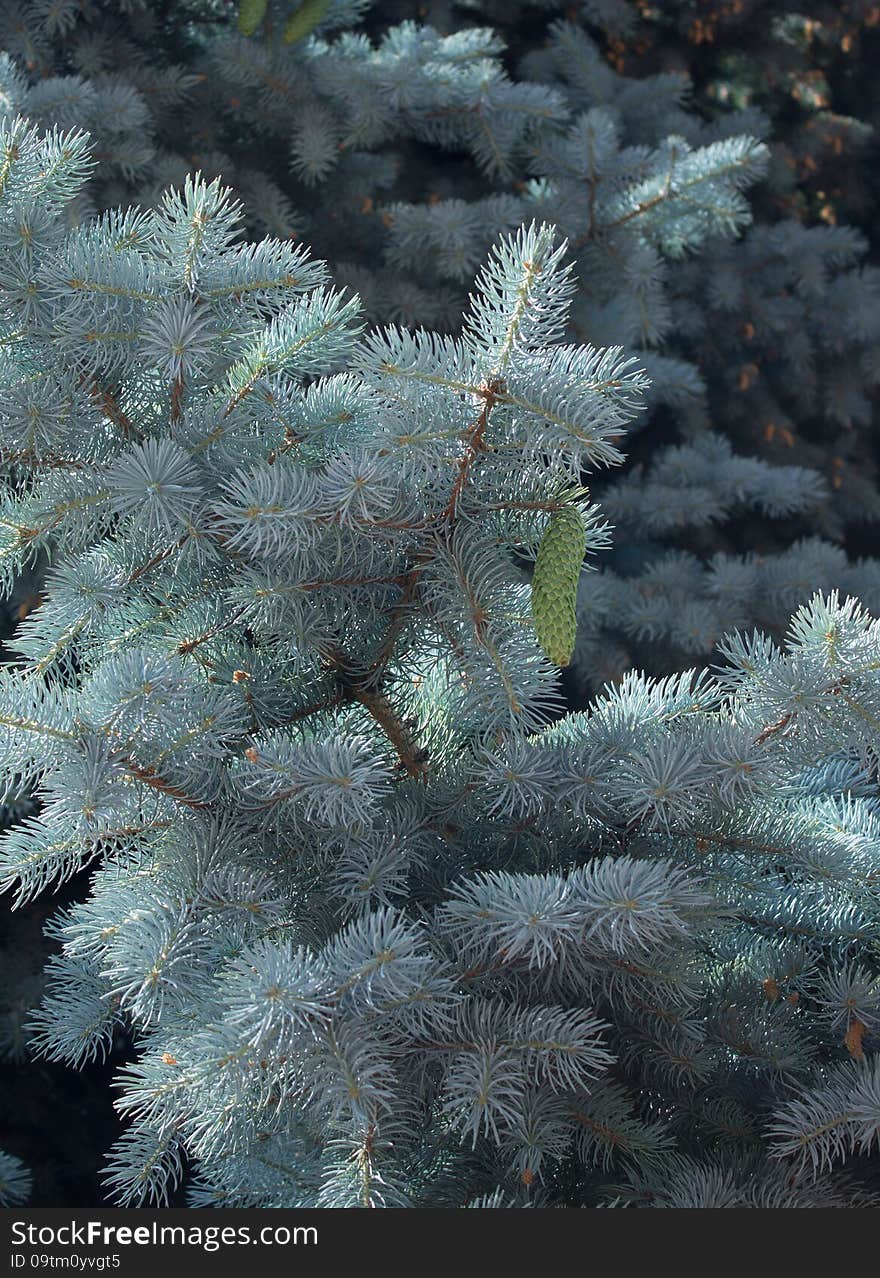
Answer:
[80,374,143,442]
[327,649,429,781]
[120,758,210,810]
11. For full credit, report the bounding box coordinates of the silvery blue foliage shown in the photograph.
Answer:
[0,119,878,1208]
[380,20,880,681]
[0,1150,31,1206]
[2,1,879,684]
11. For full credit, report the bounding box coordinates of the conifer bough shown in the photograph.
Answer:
[1,116,879,1209]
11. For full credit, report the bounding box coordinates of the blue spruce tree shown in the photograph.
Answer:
[0,115,879,1207]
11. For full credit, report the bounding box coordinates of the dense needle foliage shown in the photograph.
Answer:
[0,0,878,1208]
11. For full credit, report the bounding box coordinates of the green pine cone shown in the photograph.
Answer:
[530,505,587,667]
[283,0,333,43]
[237,0,268,36]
